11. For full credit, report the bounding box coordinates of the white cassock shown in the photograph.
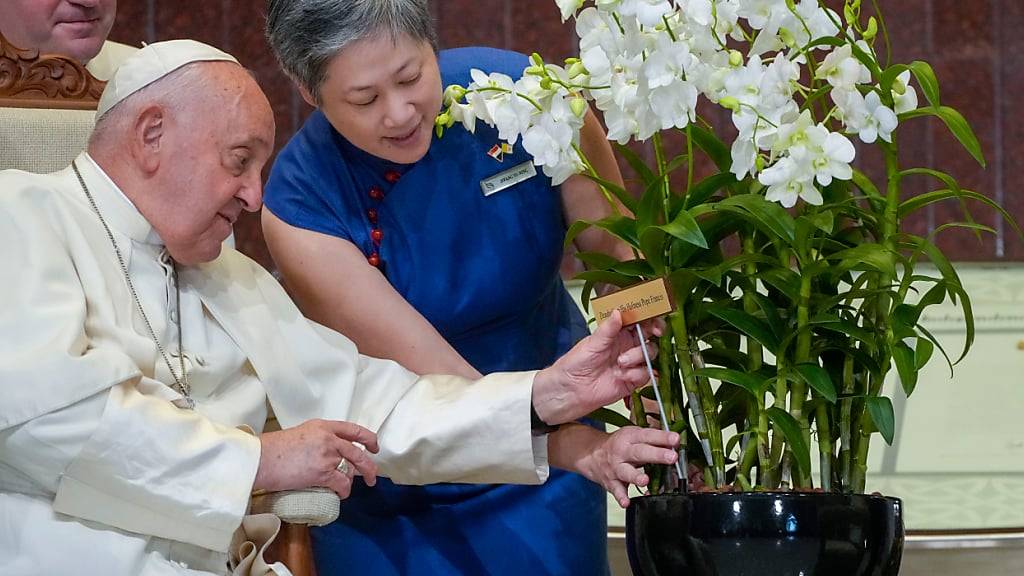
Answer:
[0,153,547,575]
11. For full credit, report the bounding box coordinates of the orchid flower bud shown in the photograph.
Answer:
[728,50,743,67]
[568,61,587,79]
[443,85,466,103]
[720,96,741,113]
[779,27,796,48]
[570,96,588,118]
[863,17,878,41]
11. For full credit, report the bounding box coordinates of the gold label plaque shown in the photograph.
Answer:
[591,277,673,326]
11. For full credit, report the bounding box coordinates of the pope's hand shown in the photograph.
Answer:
[254,419,380,499]
[532,309,659,426]
[584,426,680,508]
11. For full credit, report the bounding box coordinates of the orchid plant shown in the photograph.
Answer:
[438,0,1018,494]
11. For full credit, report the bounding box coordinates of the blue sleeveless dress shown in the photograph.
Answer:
[264,47,608,575]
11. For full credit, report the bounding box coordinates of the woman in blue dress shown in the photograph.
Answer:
[263,1,662,574]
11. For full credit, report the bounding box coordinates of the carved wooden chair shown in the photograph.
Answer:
[0,32,334,576]
[0,35,101,172]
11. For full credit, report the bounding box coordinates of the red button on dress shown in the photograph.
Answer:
[368,253,381,267]
[384,170,401,184]
[367,208,378,224]
[369,186,385,201]
[371,229,384,244]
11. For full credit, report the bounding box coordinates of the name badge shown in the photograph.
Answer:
[480,161,537,196]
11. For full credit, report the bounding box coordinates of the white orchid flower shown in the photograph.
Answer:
[730,135,759,179]
[892,70,919,114]
[555,0,584,22]
[759,53,799,110]
[759,157,823,207]
[835,89,898,144]
[617,0,674,27]
[737,0,787,31]
[644,33,694,89]
[447,100,477,134]
[796,125,856,186]
[649,77,699,130]
[815,44,871,91]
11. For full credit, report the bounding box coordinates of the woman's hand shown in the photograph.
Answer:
[532,309,661,425]
[255,419,380,499]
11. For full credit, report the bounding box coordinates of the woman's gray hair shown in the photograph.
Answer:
[266,0,437,103]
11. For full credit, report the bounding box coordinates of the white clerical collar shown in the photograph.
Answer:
[77,152,165,246]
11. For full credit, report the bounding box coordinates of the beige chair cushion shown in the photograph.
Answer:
[0,107,94,173]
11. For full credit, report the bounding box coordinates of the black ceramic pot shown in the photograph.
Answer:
[625,492,903,576]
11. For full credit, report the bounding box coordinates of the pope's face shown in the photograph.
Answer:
[0,0,116,63]
[313,33,442,165]
[155,65,276,265]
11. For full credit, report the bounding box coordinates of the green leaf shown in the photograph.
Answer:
[582,172,637,214]
[891,341,918,396]
[824,244,897,277]
[708,307,781,354]
[794,363,838,404]
[574,270,637,288]
[581,280,597,313]
[766,407,811,479]
[931,222,997,238]
[759,267,801,302]
[637,178,666,231]
[866,396,896,445]
[725,430,754,459]
[900,106,986,167]
[610,259,655,277]
[695,367,768,397]
[915,338,935,370]
[587,407,634,428]
[916,324,954,377]
[638,226,667,275]
[565,216,638,250]
[944,281,976,364]
[900,188,1024,243]
[749,292,787,339]
[714,194,797,246]
[900,234,975,364]
[687,124,731,172]
[656,207,708,249]
[574,251,619,271]
[851,168,885,208]
[564,220,593,250]
[691,253,772,288]
[615,143,658,185]
[665,153,690,175]
[810,317,875,348]
[684,173,737,210]
[908,61,941,108]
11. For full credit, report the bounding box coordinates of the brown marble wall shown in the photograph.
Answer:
[108,0,1022,266]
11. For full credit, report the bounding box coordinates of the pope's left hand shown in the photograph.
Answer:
[532,309,660,426]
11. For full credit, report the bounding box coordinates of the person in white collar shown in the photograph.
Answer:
[0,0,134,80]
[0,40,679,575]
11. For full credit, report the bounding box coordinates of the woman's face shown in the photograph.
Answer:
[311,33,441,165]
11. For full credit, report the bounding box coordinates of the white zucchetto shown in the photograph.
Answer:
[96,39,239,118]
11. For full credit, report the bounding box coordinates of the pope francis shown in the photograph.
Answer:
[0,41,678,575]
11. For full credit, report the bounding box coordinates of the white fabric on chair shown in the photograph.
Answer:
[0,107,94,173]
[249,488,340,527]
